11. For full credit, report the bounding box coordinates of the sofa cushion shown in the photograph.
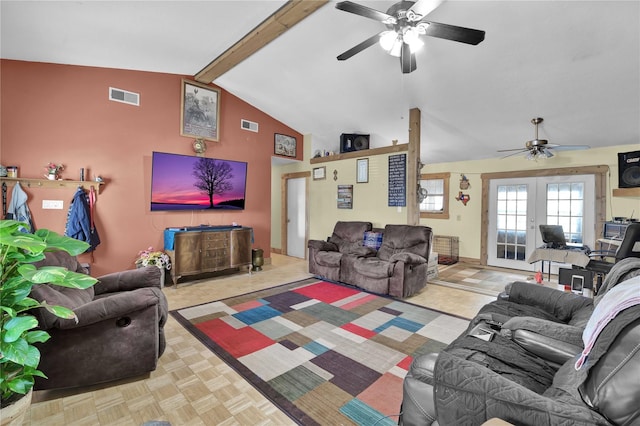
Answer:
[328,221,372,254]
[377,225,430,261]
[315,251,342,267]
[363,231,384,250]
[353,257,394,278]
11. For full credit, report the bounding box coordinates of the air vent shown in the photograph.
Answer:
[109,87,140,106]
[241,119,259,133]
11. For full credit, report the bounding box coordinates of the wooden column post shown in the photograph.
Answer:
[407,108,421,225]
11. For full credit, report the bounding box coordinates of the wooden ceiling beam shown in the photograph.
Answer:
[195,0,328,83]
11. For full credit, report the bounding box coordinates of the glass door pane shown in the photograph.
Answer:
[488,177,537,271]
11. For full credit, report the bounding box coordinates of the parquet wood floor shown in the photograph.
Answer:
[24,255,497,425]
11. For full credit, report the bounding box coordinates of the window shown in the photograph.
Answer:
[546,182,585,244]
[419,172,450,219]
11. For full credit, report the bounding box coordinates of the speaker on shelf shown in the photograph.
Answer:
[340,133,369,153]
[618,150,640,188]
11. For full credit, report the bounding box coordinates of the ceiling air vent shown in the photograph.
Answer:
[241,119,259,133]
[109,87,140,106]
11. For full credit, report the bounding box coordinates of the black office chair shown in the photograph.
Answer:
[586,222,640,291]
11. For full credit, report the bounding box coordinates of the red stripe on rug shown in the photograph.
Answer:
[231,299,265,312]
[341,294,379,310]
[397,355,413,370]
[293,281,360,303]
[341,322,377,339]
[196,318,274,358]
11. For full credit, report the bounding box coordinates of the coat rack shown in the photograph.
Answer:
[0,177,105,193]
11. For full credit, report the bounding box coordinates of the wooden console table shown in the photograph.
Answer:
[164,226,252,287]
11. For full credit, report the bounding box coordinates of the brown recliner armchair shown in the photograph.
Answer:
[30,251,168,390]
[351,224,432,298]
[308,221,373,282]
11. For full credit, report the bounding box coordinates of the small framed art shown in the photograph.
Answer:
[274,133,297,157]
[356,158,369,183]
[313,166,326,180]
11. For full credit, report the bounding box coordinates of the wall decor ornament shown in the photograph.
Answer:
[192,138,207,156]
[274,133,297,157]
[456,191,471,206]
[459,174,470,189]
[181,79,221,142]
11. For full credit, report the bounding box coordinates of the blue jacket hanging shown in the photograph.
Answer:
[6,182,35,233]
[65,187,100,252]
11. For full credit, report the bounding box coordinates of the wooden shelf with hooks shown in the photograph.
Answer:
[0,177,105,193]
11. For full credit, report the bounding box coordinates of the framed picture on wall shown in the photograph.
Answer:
[180,79,221,142]
[275,133,297,157]
[337,185,353,209]
[313,166,326,180]
[356,158,369,183]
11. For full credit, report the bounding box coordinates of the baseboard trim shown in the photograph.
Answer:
[458,256,481,265]
[271,248,282,254]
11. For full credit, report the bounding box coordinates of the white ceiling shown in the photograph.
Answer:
[2,1,638,164]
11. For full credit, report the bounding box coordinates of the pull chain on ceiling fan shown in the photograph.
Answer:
[335,0,485,74]
[499,117,590,160]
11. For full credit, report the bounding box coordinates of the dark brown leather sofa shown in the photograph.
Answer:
[308,222,433,298]
[30,251,168,390]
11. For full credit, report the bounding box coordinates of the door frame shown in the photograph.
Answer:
[480,165,608,266]
[281,171,310,258]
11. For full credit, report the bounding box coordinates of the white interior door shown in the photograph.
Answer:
[488,174,595,273]
[286,177,306,258]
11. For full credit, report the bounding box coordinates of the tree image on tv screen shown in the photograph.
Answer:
[192,158,234,208]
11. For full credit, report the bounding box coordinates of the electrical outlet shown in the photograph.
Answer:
[42,200,64,209]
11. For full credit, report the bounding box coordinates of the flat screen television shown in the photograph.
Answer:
[150,151,247,211]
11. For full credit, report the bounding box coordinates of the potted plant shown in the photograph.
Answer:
[43,163,64,180]
[135,247,171,287]
[0,220,97,423]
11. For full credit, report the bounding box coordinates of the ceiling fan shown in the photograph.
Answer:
[335,0,485,74]
[499,117,590,160]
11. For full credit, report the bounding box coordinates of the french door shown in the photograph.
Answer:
[487,174,595,272]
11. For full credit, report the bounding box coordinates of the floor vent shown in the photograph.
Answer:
[109,87,140,106]
[241,119,259,132]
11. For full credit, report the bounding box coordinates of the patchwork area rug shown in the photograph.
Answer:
[170,279,470,426]
[432,264,535,296]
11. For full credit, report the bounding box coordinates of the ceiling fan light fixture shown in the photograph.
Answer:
[380,30,398,50]
[380,30,403,57]
[403,27,424,52]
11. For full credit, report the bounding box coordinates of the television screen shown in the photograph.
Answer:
[150,151,247,211]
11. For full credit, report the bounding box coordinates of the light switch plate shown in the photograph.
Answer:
[42,200,64,209]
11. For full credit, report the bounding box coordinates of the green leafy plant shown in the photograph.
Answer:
[0,220,97,407]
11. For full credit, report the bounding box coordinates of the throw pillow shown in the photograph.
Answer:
[363,231,383,250]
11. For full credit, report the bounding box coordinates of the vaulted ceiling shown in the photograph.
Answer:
[2,1,638,164]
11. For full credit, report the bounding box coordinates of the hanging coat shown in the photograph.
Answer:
[65,187,100,252]
[6,182,35,232]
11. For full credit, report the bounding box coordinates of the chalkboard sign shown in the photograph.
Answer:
[388,154,406,207]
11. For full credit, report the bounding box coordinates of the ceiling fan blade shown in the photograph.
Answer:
[408,0,445,20]
[549,145,591,151]
[500,150,528,159]
[335,1,396,24]
[419,20,485,45]
[400,42,417,73]
[337,32,383,61]
[497,148,528,152]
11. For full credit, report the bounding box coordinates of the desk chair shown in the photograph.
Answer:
[586,222,640,291]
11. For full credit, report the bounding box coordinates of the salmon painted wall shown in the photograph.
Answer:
[0,59,303,276]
